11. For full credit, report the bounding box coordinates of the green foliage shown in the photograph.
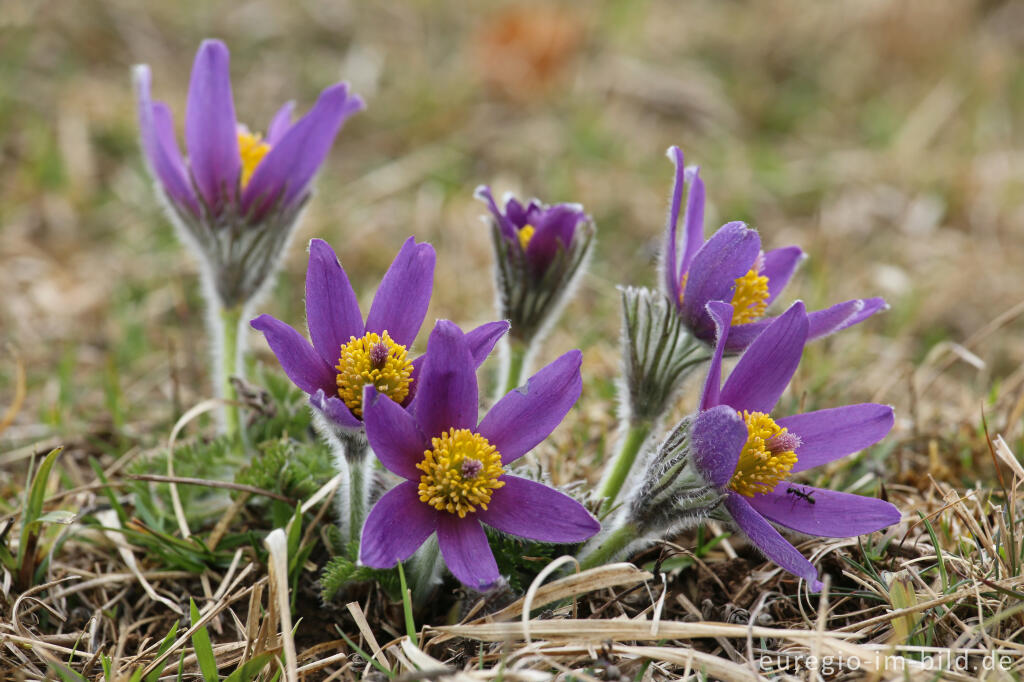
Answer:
[487,530,559,594]
[235,436,334,527]
[190,598,219,681]
[321,541,400,602]
[1,447,71,592]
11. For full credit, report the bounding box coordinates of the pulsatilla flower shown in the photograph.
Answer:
[691,300,900,591]
[661,146,886,353]
[475,186,594,345]
[359,320,600,589]
[250,239,508,434]
[134,39,364,307]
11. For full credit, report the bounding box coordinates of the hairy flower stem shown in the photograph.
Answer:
[578,521,640,571]
[500,337,530,397]
[216,303,245,439]
[407,536,442,609]
[598,421,652,514]
[342,437,372,546]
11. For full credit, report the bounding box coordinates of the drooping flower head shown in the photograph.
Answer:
[134,39,365,307]
[359,320,600,589]
[475,186,595,344]
[661,146,887,353]
[691,300,900,591]
[250,238,508,434]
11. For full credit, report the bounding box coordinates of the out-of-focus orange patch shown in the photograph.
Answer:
[473,6,585,102]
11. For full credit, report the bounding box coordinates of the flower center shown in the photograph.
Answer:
[730,267,770,325]
[727,411,799,497]
[335,330,413,418]
[417,428,505,518]
[237,129,271,188]
[518,224,536,250]
[678,266,770,326]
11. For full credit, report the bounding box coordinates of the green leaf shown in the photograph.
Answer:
[397,561,417,647]
[46,662,87,682]
[37,510,77,524]
[222,652,277,682]
[144,620,179,682]
[190,598,219,682]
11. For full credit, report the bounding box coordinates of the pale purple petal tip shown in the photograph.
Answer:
[362,386,429,481]
[750,485,902,538]
[185,39,240,211]
[780,403,895,473]
[477,349,582,465]
[719,301,808,414]
[691,405,746,489]
[365,237,436,349]
[360,482,437,568]
[250,314,334,395]
[309,390,361,429]
[479,475,599,543]
[465,321,511,368]
[437,515,500,590]
[725,492,823,592]
[305,238,364,367]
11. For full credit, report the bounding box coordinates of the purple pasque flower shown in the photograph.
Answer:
[661,146,887,354]
[359,320,600,589]
[134,39,364,306]
[691,299,900,591]
[475,186,594,342]
[250,238,509,432]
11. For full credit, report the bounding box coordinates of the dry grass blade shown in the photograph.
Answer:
[265,528,298,682]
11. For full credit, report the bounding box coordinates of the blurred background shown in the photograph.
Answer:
[3,0,1024,481]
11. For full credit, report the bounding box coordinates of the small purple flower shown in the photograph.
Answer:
[134,39,364,306]
[359,320,600,589]
[691,299,900,591]
[250,238,508,431]
[475,187,594,344]
[661,147,887,353]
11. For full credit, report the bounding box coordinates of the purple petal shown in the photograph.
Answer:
[725,492,823,591]
[479,475,599,543]
[363,386,429,481]
[691,405,746,489]
[133,66,198,213]
[242,82,364,216]
[720,301,808,414]
[661,146,686,304]
[436,515,500,590]
[365,237,436,349]
[525,204,586,269]
[404,320,506,407]
[185,40,240,211]
[807,298,888,341]
[474,185,517,242]
[680,222,760,339]
[466,321,511,367]
[678,166,706,277]
[309,390,361,429]
[250,314,334,395]
[413,321,478,438]
[266,100,294,145]
[504,196,529,228]
[699,301,733,410]
[720,318,772,354]
[749,484,902,538]
[305,238,364,367]
[761,246,804,305]
[778,404,895,473]
[360,482,437,568]
[477,350,582,465]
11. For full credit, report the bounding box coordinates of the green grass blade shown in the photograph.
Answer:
[396,561,417,647]
[338,630,393,678]
[144,620,180,682]
[190,598,219,682]
[222,652,277,682]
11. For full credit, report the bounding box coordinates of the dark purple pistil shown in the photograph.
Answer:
[369,341,389,369]
[460,458,483,479]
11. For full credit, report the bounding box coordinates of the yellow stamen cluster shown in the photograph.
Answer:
[727,411,798,497]
[417,428,505,517]
[677,266,770,325]
[730,268,770,325]
[335,331,413,418]
[518,224,536,250]
[237,130,271,188]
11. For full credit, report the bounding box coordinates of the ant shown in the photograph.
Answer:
[786,486,815,505]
